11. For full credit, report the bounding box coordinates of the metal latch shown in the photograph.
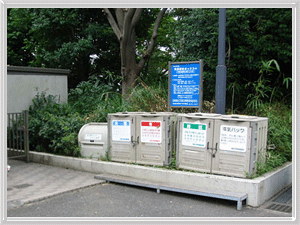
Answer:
[207,142,218,157]
[131,136,139,147]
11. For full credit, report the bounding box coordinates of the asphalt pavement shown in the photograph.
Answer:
[6,159,293,220]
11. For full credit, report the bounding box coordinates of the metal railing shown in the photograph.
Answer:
[7,110,29,162]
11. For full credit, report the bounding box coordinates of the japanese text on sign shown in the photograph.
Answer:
[112,120,131,142]
[141,121,162,143]
[85,134,102,140]
[170,62,201,107]
[219,125,248,152]
[182,122,207,148]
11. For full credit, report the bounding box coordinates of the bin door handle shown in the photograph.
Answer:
[131,135,139,146]
[185,116,195,119]
[213,143,218,158]
[208,142,218,157]
[141,115,159,118]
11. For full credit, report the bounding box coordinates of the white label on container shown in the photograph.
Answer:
[141,121,162,143]
[219,125,248,152]
[182,122,207,148]
[112,120,131,142]
[85,133,102,140]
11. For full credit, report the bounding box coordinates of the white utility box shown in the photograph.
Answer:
[78,123,108,160]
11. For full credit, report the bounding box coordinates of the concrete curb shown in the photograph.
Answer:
[29,151,292,207]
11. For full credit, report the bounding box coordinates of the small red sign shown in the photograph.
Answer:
[141,121,161,127]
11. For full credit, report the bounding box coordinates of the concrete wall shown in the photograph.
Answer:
[7,66,69,113]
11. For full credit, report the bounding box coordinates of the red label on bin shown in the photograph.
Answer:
[141,121,161,127]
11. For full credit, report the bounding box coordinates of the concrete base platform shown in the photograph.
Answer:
[29,151,292,207]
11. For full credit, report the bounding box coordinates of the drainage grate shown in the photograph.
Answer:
[13,183,33,189]
[273,186,292,204]
[266,203,292,213]
[264,186,292,214]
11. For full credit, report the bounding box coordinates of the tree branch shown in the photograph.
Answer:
[131,8,143,29]
[104,8,122,41]
[138,8,167,70]
[115,8,125,33]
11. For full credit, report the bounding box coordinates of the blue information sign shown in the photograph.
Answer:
[169,62,202,108]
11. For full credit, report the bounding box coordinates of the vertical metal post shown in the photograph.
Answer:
[16,114,19,154]
[199,60,204,113]
[215,8,227,114]
[8,114,11,150]
[168,61,171,112]
[12,114,16,155]
[23,110,30,163]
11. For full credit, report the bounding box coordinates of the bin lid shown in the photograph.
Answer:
[220,115,257,121]
[188,112,221,117]
[78,123,108,143]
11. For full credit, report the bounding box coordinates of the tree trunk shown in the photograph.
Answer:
[120,28,140,96]
[104,8,167,97]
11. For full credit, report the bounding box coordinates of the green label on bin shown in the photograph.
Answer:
[183,123,206,130]
[182,122,207,147]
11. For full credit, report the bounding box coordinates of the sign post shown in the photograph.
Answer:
[168,60,203,112]
[215,8,227,114]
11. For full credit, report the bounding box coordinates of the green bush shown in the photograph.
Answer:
[85,93,130,122]
[126,81,168,112]
[68,75,116,115]
[255,102,292,162]
[28,92,85,156]
[244,102,292,177]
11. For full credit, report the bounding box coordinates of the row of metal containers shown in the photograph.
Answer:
[78,112,268,178]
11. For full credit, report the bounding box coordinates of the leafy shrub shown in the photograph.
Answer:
[244,102,292,177]
[255,102,292,162]
[127,81,168,112]
[85,93,130,122]
[68,75,116,115]
[28,92,85,156]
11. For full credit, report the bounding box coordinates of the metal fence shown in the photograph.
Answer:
[7,110,29,162]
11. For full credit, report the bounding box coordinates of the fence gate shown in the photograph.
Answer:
[7,110,29,162]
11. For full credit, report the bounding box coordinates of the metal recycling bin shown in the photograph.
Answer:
[176,113,221,173]
[212,115,268,178]
[107,112,143,163]
[78,123,108,160]
[176,113,268,178]
[108,112,174,166]
[135,112,175,166]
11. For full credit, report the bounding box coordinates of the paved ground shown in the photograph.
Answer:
[6,159,294,219]
[7,159,105,210]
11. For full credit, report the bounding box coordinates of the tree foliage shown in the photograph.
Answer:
[7,8,35,66]
[8,8,292,108]
[8,8,120,89]
[173,8,292,109]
